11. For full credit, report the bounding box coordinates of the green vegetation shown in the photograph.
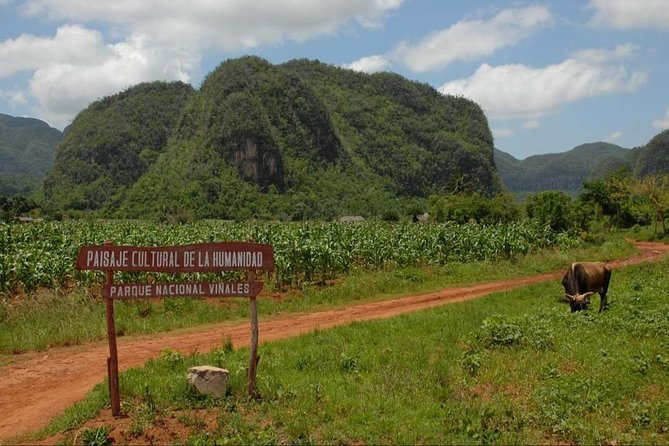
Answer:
[80,426,111,446]
[580,170,669,233]
[526,190,588,233]
[0,113,62,196]
[635,129,669,177]
[33,256,669,445]
[428,193,520,224]
[0,195,38,220]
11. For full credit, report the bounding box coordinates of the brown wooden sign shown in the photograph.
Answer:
[76,241,274,415]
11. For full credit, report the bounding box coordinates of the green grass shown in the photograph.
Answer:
[0,233,637,354]
[619,223,669,242]
[29,254,669,445]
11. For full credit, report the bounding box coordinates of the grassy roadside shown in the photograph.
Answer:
[30,253,669,444]
[0,234,638,356]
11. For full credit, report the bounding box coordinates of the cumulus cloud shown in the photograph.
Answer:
[492,128,514,138]
[23,0,404,49]
[653,107,669,129]
[606,131,623,141]
[391,5,553,72]
[343,55,390,73]
[0,89,29,107]
[0,25,107,78]
[588,0,669,30]
[522,120,540,129]
[439,44,647,119]
[0,25,198,127]
[4,0,403,127]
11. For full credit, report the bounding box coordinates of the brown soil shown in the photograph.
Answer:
[1,241,667,443]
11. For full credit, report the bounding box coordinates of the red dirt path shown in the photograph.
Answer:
[1,241,667,442]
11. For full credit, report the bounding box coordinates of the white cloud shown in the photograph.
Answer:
[4,0,404,127]
[0,25,107,78]
[23,0,404,50]
[0,89,29,107]
[653,107,669,129]
[588,0,669,30]
[439,44,647,119]
[493,128,514,138]
[391,5,553,72]
[0,25,197,128]
[522,119,540,129]
[571,43,639,63]
[606,131,623,141]
[343,55,389,73]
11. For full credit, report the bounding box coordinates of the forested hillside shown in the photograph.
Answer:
[634,129,669,177]
[0,114,62,195]
[43,82,195,212]
[44,57,500,220]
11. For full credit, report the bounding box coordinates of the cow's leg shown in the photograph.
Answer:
[598,269,612,312]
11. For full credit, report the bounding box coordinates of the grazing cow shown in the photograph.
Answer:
[561,262,612,312]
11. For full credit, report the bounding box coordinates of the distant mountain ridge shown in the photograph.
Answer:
[0,113,63,195]
[495,129,669,196]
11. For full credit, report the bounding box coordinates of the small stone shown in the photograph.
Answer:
[187,365,229,398]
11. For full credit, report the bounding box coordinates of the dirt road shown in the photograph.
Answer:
[1,241,667,441]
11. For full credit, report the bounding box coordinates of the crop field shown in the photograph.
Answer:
[0,219,575,295]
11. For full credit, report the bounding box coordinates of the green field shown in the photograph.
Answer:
[34,255,669,445]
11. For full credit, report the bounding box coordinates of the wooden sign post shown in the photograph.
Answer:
[76,241,274,415]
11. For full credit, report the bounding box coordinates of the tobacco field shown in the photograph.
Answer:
[0,220,578,295]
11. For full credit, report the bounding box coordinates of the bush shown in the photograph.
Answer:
[525,191,583,232]
[478,316,524,348]
[428,193,520,224]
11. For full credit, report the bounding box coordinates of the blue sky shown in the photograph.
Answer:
[1,0,668,159]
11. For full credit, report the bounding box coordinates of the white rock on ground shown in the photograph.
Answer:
[187,365,229,398]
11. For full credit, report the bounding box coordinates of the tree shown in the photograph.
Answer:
[579,169,653,229]
[628,174,669,234]
[525,191,579,232]
[428,193,519,224]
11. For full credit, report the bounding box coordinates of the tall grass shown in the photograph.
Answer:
[33,257,669,445]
